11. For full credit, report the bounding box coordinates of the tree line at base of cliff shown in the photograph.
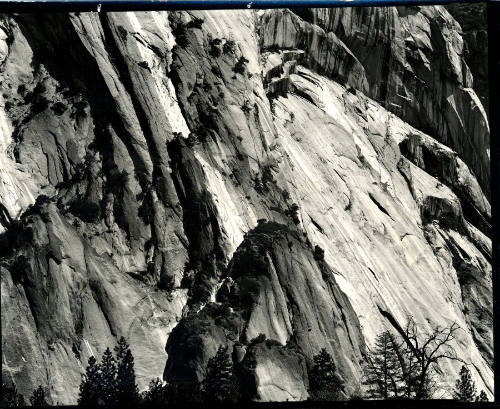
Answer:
[0,317,490,406]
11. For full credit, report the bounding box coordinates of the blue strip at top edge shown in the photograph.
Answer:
[0,0,494,11]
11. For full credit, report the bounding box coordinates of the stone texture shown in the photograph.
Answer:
[0,6,492,404]
[1,203,187,404]
[275,6,490,197]
[165,221,364,400]
[447,2,488,114]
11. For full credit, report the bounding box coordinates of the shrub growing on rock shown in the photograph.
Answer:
[223,39,236,54]
[172,23,189,48]
[10,255,30,284]
[233,56,249,75]
[285,203,300,225]
[187,17,204,29]
[241,100,251,115]
[51,101,68,115]
[249,333,267,346]
[209,38,223,58]
[69,200,100,223]
[313,245,325,261]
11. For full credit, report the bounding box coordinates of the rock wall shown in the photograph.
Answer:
[278,6,490,198]
[0,4,492,404]
[447,2,488,114]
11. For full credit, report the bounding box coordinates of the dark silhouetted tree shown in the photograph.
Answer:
[364,331,402,399]
[29,385,48,406]
[399,317,463,399]
[476,390,488,402]
[142,378,168,406]
[308,348,344,400]
[453,365,476,402]
[1,382,25,407]
[78,356,102,406]
[100,347,117,406]
[202,345,235,402]
[114,337,140,406]
[393,337,420,399]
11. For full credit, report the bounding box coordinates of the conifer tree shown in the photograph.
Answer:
[114,337,140,405]
[1,382,25,407]
[201,345,235,402]
[29,385,48,406]
[476,390,488,402]
[308,348,344,400]
[100,347,118,406]
[78,355,102,406]
[142,378,168,406]
[453,365,476,402]
[364,331,403,399]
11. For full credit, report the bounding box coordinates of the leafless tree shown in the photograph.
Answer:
[397,317,465,400]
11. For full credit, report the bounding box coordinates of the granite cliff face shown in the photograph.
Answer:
[0,4,491,404]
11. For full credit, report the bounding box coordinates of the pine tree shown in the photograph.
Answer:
[1,382,26,407]
[308,348,344,401]
[364,331,404,399]
[114,337,140,406]
[453,365,476,402]
[201,345,235,402]
[100,347,118,406]
[78,355,102,406]
[29,385,48,406]
[142,378,168,406]
[476,390,488,402]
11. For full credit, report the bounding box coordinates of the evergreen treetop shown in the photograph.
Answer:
[29,385,48,406]
[364,330,403,399]
[453,365,476,402]
[115,337,140,405]
[78,355,102,406]
[308,348,344,400]
[202,345,235,402]
[100,347,118,406]
[142,378,169,406]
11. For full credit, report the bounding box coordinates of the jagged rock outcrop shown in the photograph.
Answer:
[447,2,489,114]
[164,221,365,400]
[399,131,490,236]
[1,202,187,404]
[259,9,369,94]
[261,6,490,198]
[0,4,492,404]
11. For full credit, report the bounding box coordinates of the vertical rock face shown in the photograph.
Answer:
[447,2,489,114]
[277,6,490,198]
[0,4,492,404]
[165,222,365,400]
